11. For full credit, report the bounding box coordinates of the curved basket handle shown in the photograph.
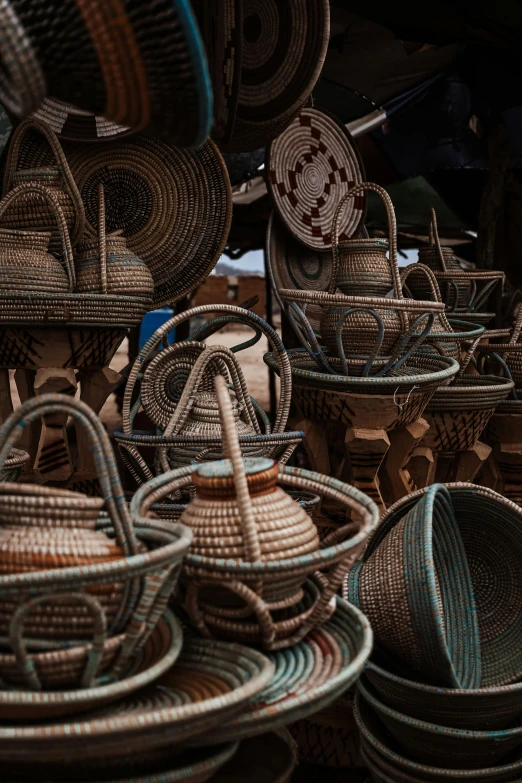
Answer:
[215,374,262,563]
[123,305,293,438]
[510,302,522,345]
[427,208,447,271]
[0,393,138,555]
[0,183,76,291]
[9,592,107,690]
[3,117,86,244]
[330,181,402,297]
[286,302,336,375]
[334,307,385,377]
[97,183,108,295]
[400,263,452,331]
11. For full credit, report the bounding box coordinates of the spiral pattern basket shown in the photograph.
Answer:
[15,133,232,309]
[12,0,213,146]
[375,483,522,687]
[223,0,330,152]
[0,393,192,694]
[267,107,365,250]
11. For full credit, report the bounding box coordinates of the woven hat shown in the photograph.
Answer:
[16,131,232,308]
[347,484,482,689]
[267,107,366,250]
[192,0,243,145]
[222,0,330,152]
[10,0,212,147]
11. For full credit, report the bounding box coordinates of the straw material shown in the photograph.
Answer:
[0,635,273,763]
[32,98,132,143]
[0,290,150,326]
[267,107,365,250]
[0,449,29,482]
[347,484,481,689]
[378,483,522,687]
[355,693,522,783]
[223,0,330,152]
[0,0,46,118]
[13,0,213,146]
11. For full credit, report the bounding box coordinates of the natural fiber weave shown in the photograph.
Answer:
[0,0,46,118]
[14,0,213,146]
[377,484,522,687]
[0,290,150,326]
[222,0,330,152]
[31,98,132,143]
[267,108,365,250]
[0,449,29,482]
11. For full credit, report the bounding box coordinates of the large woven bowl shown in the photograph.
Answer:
[373,484,522,687]
[357,677,522,770]
[355,691,522,783]
[347,484,481,689]
[365,654,522,730]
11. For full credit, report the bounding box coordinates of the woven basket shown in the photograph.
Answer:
[347,484,481,689]
[423,375,514,452]
[0,182,76,294]
[0,392,192,692]
[0,1,46,119]
[133,376,379,650]
[475,308,522,388]
[0,449,30,482]
[375,483,522,687]
[223,1,330,152]
[2,117,85,250]
[13,0,212,147]
[355,690,522,783]
[357,677,522,770]
[31,98,132,143]
[0,290,150,327]
[75,184,153,298]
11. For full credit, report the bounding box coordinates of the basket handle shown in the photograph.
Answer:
[3,117,86,244]
[510,302,522,345]
[427,208,447,271]
[215,375,262,563]
[97,183,108,295]
[400,263,452,331]
[0,393,138,556]
[9,592,107,691]
[0,182,76,292]
[334,307,385,377]
[330,182,402,298]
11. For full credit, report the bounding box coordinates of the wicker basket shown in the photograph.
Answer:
[0,393,192,692]
[374,483,522,687]
[133,376,379,650]
[75,184,153,298]
[2,117,85,250]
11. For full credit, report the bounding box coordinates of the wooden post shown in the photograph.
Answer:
[451,441,492,484]
[408,446,436,490]
[0,370,13,424]
[344,427,390,512]
[381,418,430,503]
[33,368,77,483]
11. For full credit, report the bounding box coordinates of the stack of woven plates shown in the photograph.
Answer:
[349,482,522,781]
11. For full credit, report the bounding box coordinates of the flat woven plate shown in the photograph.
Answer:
[267,107,366,250]
[0,636,273,763]
[16,133,232,308]
[222,0,330,152]
[192,596,373,744]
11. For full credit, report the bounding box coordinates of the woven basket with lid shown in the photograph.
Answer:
[2,117,85,250]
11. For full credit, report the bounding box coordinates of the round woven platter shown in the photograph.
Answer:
[222,0,330,152]
[0,610,182,721]
[266,107,366,250]
[15,133,232,309]
[0,636,273,763]
[190,596,373,745]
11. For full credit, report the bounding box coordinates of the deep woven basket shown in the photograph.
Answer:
[357,677,522,770]
[375,483,522,687]
[347,484,481,689]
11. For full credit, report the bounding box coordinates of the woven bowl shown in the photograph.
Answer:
[355,691,522,783]
[347,484,481,689]
[377,484,522,687]
[357,677,522,770]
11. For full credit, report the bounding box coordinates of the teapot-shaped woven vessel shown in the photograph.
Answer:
[0,393,191,691]
[2,117,85,251]
[0,183,76,294]
[134,375,380,650]
[75,184,153,298]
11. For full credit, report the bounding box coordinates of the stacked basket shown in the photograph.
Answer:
[348,482,522,782]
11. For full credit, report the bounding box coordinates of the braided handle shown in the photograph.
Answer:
[330,182,401,298]
[98,183,108,295]
[215,375,262,563]
[0,393,138,556]
[510,301,522,345]
[401,263,452,331]
[0,183,76,291]
[3,117,86,244]
[427,208,447,272]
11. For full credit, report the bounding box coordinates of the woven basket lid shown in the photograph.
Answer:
[266,107,366,250]
[192,0,243,145]
[221,0,330,152]
[13,0,212,147]
[16,132,232,308]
